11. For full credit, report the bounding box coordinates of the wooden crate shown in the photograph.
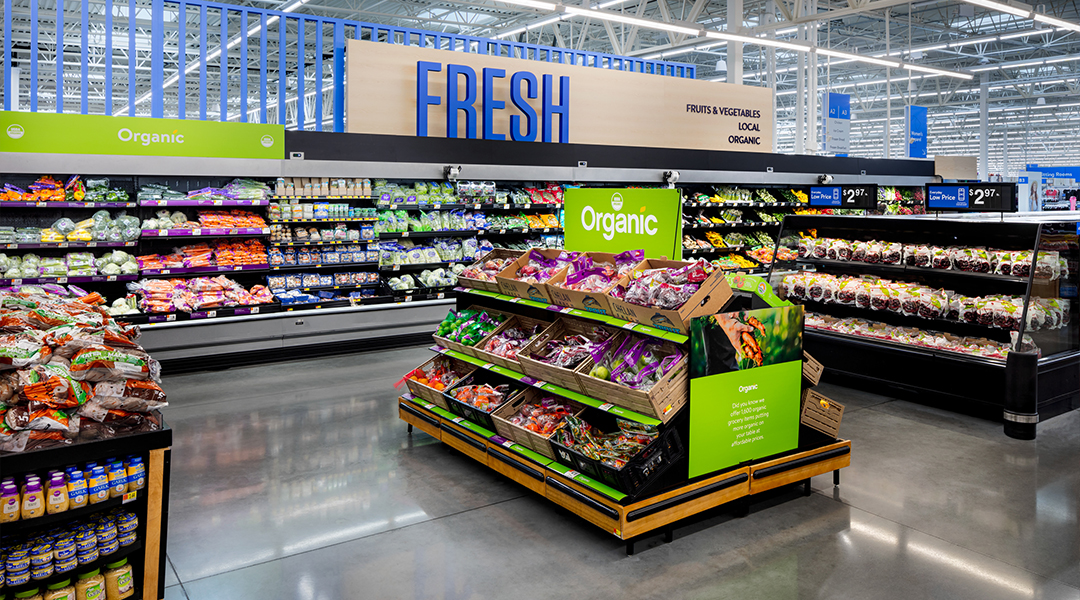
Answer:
[517,318,619,394]
[432,305,513,358]
[575,336,690,423]
[457,249,524,293]
[471,314,552,371]
[491,388,584,459]
[803,351,824,387]
[404,354,477,410]
[801,388,845,438]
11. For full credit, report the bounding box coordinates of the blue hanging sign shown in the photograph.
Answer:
[905,105,928,159]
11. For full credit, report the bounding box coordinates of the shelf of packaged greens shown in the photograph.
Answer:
[269,261,378,272]
[119,303,282,324]
[139,264,270,276]
[139,198,270,207]
[378,227,563,240]
[380,261,462,272]
[0,200,138,208]
[267,218,378,225]
[292,282,382,293]
[454,286,690,344]
[683,201,803,209]
[805,328,1008,365]
[684,222,783,230]
[140,227,270,237]
[271,196,376,200]
[4,241,138,250]
[430,346,662,427]
[0,274,137,285]
[795,259,1031,285]
[4,540,144,597]
[377,202,562,211]
[269,240,374,248]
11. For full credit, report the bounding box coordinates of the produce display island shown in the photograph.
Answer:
[398,281,852,552]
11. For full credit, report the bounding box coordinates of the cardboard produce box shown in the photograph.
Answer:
[801,388,845,438]
[802,351,824,387]
[495,248,575,304]
[607,259,733,335]
[546,251,632,316]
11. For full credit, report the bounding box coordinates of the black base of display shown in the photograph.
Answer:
[807,331,1080,427]
[158,331,435,374]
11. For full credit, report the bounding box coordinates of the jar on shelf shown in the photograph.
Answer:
[103,559,134,600]
[74,568,105,600]
[45,578,77,600]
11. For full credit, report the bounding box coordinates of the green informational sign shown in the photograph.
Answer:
[687,305,804,477]
[0,112,284,159]
[563,188,683,259]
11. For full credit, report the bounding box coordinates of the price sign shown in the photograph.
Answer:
[928,183,1016,212]
[809,184,877,209]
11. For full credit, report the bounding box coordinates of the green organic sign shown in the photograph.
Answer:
[687,305,804,477]
[563,188,683,259]
[0,112,284,159]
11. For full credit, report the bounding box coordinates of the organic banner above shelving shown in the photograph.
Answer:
[687,305,804,477]
[345,40,774,152]
[0,112,285,159]
[563,188,683,260]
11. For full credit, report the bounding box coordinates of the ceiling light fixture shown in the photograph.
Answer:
[562,6,702,35]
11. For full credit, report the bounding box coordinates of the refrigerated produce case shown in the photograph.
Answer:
[770,213,1080,429]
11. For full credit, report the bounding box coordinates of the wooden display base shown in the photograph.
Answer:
[399,394,851,554]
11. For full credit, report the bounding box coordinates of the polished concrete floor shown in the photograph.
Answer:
[160,346,1080,600]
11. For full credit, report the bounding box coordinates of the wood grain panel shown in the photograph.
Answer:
[749,440,851,494]
[143,447,168,600]
[346,40,774,153]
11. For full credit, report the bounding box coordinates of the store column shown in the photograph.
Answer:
[980,74,989,181]
[728,0,743,85]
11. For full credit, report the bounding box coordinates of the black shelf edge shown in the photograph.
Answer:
[0,491,143,535]
[269,240,375,248]
[0,428,173,474]
[797,258,1033,285]
[268,262,379,272]
[684,222,782,230]
[117,303,281,325]
[375,202,562,211]
[379,261,462,272]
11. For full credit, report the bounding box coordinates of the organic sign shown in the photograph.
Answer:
[562,188,682,259]
[687,305,804,477]
[0,112,284,159]
[346,40,774,152]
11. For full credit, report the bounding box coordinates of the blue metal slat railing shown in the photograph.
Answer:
[0,0,696,132]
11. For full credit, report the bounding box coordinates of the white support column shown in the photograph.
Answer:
[1002,126,1010,179]
[8,67,20,111]
[795,33,805,155]
[807,0,818,154]
[980,74,990,181]
[767,0,777,152]
[728,0,743,85]
[884,11,891,160]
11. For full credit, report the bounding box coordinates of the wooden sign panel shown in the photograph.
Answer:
[346,40,774,153]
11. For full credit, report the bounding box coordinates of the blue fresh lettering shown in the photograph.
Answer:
[510,71,538,142]
[447,64,478,139]
[482,68,506,141]
[416,61,442,137]
[542,74,569,144]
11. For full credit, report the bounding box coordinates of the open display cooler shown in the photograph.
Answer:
[769,214,1080,429]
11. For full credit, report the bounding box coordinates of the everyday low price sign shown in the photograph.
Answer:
[563,188,682,259]
[809,184,877,209]
[927,183,1017,212]
[1,112,284,159]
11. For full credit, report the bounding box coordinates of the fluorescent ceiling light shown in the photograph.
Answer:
[1033,13,1080,32]
[918,44,949,52]
[499,0,557,9]
[640,41,726,60]
[904,64,974,80]
[819,47,900,67]
[563,6,701,35]
[962,0,1033,18]
[704,30,806,51]
[1044,56,1075,64]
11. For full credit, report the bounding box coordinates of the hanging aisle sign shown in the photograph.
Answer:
[823,92,850,156]
[345,41,775,152]
[905,105,928,159]
[0,112,285,159]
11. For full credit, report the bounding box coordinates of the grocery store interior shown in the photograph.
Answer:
[3,0,1080,598]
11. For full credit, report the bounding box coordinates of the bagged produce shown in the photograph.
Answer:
[69,345,159,382]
